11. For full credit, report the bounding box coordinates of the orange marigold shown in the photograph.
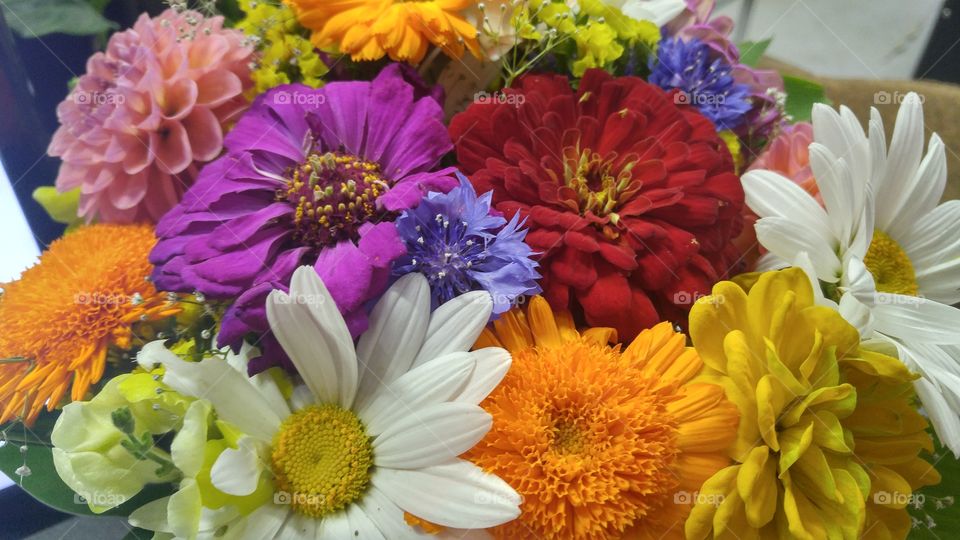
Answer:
[0,224,178,424]
[468,297,739,539]
[285,0,481,63]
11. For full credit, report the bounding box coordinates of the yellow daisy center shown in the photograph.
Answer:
[863,229,919,296]
[270,403,374,518]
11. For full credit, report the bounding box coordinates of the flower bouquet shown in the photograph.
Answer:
[2,0,959,538]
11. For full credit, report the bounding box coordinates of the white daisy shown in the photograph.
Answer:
[130,267,521,538]
[743,92,960,455]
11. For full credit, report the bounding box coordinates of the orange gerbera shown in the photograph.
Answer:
[285,0,481,63]
[0,224,178,425]
[468,297,739,539]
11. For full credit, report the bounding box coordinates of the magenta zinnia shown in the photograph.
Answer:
[150,65,458,373]
[48,9,253,223]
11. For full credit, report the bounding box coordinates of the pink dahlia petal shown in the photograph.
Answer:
[47,8,253,223]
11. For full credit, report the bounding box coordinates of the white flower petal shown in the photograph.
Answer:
[226,342,291,420]
[358,484,435,540]
[841,257,876,305]
[171,401,211,478]
[812,103,870,188]
[354,273,431,412]
[619,0,686,26]
[916,377,960,458]
[873,298,960,345]
[289,384,314,412]
[374,402,492,469]
[742,170,835,245]
[280,512,319,539]
[210,437,263,496]
[359,352,475,436]
[413,291,493,368]
[221,504,289,540]
[372,460,521,529]
[838,292,874,338]
[875,93,925,229]
[266,266,358,408]
[152,342,283,441]
[455,348,512,404]
[756,251,790,273]
[754,217,842,280]
[808,144,863,251]
[346,501,385,540]
[885,133,947,238]
[902,200,960,305]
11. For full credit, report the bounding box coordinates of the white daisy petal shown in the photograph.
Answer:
[867,107,887,187]
[742,170,834,244]
[373,402,492,469]
[354,273,431,411]
[875,93,925,228]
[885,134,947,237]
[756,251,790,273]
[221,504,289,540]
[317,511,350,540]
[755,217,842,280]
[346,500,385,540]
[152,342,283,441]
[872,298,960,345]
[812,103,870,192]
[358,484,435,540]
[413,291,493,368]
[266,266,358,408]
[808,144,860,249]
[373,460,521,529]
[841,257,876,305]
[359,352,475,435]
[838,293,874,338]
[280,512,318,539]
[455,348,512,404]
[226,343,291,420]
[210,437,264,496]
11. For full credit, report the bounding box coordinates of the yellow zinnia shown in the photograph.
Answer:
[0,224,178,425]
[686,268,939,539]
[285,0,481,63]
[468,296,739,539]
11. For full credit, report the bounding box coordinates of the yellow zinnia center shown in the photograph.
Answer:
[863,229,919,296]
[270,403,373,517]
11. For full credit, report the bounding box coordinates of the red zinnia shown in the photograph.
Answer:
[450,69,744,339]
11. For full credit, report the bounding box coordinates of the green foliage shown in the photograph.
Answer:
[909,435,960,538]
[783,75,827,122]
[1,0,116,38]
[738,39,772,67]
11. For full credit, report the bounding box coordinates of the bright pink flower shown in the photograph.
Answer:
[747,122,818,200]
[48,9,252,223]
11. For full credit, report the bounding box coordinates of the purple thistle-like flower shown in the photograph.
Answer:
[149,65,458,374]
[648,36,752,131]
[393,175,541,316]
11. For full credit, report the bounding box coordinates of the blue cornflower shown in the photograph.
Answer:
[648,37,752,130]
[393,175,542,316]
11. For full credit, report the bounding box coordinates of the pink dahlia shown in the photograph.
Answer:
[48,9,253,223]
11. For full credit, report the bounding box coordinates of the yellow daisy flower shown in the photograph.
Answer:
[0,224,178,425]
[284,0,481,63]
[685,268,939,539]
[469,297,739,539]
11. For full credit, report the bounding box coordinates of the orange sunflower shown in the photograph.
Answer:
[468,297,739,539]
[0,224,178,425]
[285,0,481,63]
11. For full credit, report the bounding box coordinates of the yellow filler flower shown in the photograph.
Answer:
[285,0,481,63]
[686,268,939,540]
[469,296,739,539]
[0,224,178,425]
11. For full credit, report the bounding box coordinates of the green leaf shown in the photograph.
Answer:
[1,0,116,38]
[0,424,174,518]
[782,75,827,123]
[739,39,772,67]
[909,434,960,538]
